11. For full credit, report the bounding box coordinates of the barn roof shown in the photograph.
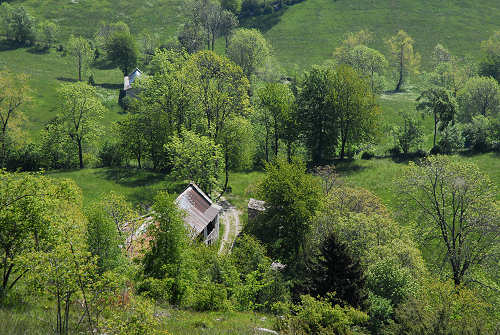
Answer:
[176,183,222,235]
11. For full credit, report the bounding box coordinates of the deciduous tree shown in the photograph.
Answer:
[416,87,457,147]
[58,82,105,168]
[386,30,420,92]
[398,156,499,286]
[67,35,94,81]
[457,76,500,122]
[0,71,30,168]
[226,28,270,78]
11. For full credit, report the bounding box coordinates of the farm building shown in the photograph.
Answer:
[176,182,222,245]
[123,68,143,98]
[124,182,222,256]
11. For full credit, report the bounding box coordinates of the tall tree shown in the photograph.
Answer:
[0,171,81,301]
[330,65,380,159]
[105,31,139,76]
[0,71,30,168]
[167,129,223,194]
[386,30,420,92]
[297,66,339,165]
[0,3,36,44]
[342,45,387,93]
[185,50,250,141]
[220,9,238,49]
[257,82,294,159]
[251,159,321,269]
[308,232,367,308]
[67,35,94,81]
[58,82,105,168]
[226,28,270,78]
[416,87,457,147]
[398,156,499,286]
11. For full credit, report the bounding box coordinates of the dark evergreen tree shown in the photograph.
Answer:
[308,233,367,308]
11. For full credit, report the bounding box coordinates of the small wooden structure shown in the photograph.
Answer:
[176,183,222,245]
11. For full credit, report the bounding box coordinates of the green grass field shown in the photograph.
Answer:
[246,0,500,72]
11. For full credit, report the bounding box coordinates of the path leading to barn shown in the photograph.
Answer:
[218,199,241,253]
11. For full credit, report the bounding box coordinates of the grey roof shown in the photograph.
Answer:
[176,183,222,235]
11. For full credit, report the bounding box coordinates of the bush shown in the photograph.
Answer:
[98,141,124,167]
[5,143,42,172]
[388,146,401,157]
[361,151,375,160]
[0,4,36,45]
[437,123,464,154]
[278,294,369,335]
[462,115,493,152]
[429,145,442,155]
[391,112,424,155]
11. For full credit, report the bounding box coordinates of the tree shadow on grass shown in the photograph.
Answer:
[26,46,50,54]
[96,83,122,90]
[334,159,369,177]
[56,77,78,83]
[0,40,23,51]
[240,8,287,33]
[93,58,116,70]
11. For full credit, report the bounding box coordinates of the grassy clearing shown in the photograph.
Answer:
[246,0,500,72]
[0,303,275,335]
[48,167,184,206]
[0,46,124,137]
[337,153,500,212]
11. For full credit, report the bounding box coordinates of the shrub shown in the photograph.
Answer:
[437,123,464,154]
[361,151,375,160]
[391,112,424,155]
[388,146,401,157]
[98,141,124,167]
[429,145,442,155]
[278,294,369,335]
[462,115,493,152]
[0,4,36,45]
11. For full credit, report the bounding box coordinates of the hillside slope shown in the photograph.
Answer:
[245,0,500,72]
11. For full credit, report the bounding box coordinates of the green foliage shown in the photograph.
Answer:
[167,129,224,194]
[479,30,500,82]
[222,0,243,14]
[462,114,496,152]
[386,30,421,92]
[393,279,498,335]
[58,82,105,168]
[67,35,95,82]
[279,294,369,335]
[391,111,424,155]
[226,28,270,78]
[398,155,499,286]
[86,203,123,273]
[105,31,139,76]
[39,117,78,169]
[142,191,189,304]
[437,123,464,154]
[257,82,295,161]
[417,87,458,147]
[457,76,500,123]
[308,233,368,308]
[0,3,36,44]
[0,171,81,301]
[250,159,321,268]
[35,20,58,50]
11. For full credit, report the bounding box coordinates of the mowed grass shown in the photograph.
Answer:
[48,167,185,206]
[337,152,500,211]
[245,0,500,72]
[0,46,124,137]
[9,0,185,40]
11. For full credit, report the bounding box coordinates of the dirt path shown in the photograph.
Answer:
[218,199,241,253]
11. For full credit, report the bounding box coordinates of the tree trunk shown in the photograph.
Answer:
[395,45,404,92]
[137,153,141,169]
[77,138,84,169]
[286,141,292,163]
[78,55,82,82]
[274,127,279,158]
[340,128,348,160]
[64,292,71,335]
[433,116,438,147]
